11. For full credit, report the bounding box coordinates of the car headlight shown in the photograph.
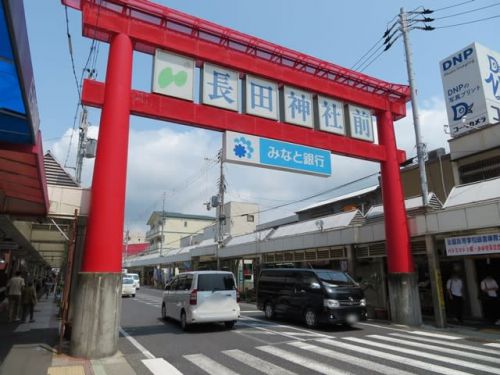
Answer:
[324,299,340,308]
[360,298,367,306]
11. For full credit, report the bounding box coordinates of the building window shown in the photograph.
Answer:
[184,221,188,227]
[247,214,254,222]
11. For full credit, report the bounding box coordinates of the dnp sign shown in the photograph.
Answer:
[223,131,332,177]
[440,42,500,138]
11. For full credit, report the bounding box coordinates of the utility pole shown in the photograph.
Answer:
[160,191,166,257]
[400,8,429,206]
[76,108,88,184]
[216,147,225,270]
[75,106,97,185]
[124,228,129,260]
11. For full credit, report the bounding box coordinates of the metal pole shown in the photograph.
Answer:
[216,148,225,270]
[75,108,88,185]
[400,8,429,206]
[160,192,165,257]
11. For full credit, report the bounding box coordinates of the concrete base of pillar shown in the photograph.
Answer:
[388,272,422,326]
[70,272,122,359]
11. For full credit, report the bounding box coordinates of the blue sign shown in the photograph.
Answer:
[225,131,331,177]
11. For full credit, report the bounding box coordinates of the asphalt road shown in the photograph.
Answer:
[119,287,500,375]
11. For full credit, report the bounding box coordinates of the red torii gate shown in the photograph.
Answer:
[63,0,420,358]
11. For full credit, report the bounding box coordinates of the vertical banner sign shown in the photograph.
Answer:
[440,42,500,137]
[152,49,195,101]
[224,131,331,176]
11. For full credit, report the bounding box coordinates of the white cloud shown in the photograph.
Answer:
[395,97,451,158]
[45,97,450,234]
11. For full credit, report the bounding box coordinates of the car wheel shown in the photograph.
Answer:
[264,303,275,320]
[132,294,135,298]
[180,311,189,331]
[304,308,317,328]
[224,321,236,329]
[161,304,167,320]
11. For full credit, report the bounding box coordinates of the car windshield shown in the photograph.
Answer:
[316,271,355,286]
[197,274,235,291]
[123,278,134,285]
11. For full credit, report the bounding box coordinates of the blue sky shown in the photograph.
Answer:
[22,0,500,233]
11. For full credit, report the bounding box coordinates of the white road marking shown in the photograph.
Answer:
[142,358,184,375]
[357,322,413,332]
[257,345,350,375]
[390,332,500,356]
[345,336,500,374]
[237,322,307,341]
[239,315,333,338]
[317,338,472,375]
[223,349,297,375]
[408,330,462,340]
[119,327,155,359]
[184,353,239,375]
[369,334,500,364]
[485,343,500,348]
[288,341,418,375]
[240,310,261,313]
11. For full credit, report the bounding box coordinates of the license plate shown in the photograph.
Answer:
[346,314,359,324]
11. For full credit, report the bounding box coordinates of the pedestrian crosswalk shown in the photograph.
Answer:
[131,295,161,307]
[178,330,500,375]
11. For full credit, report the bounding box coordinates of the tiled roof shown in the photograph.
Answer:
[44,152,78,187]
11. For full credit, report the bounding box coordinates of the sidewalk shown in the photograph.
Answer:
[0,297,136,375]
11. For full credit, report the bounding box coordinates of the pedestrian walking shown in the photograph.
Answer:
[480,274,499,325]
[21,280,37,322]
[6,271,25,322]
[446,273,464,323]
[41,277,49,299]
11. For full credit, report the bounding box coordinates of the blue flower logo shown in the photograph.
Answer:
[233,136,254,159]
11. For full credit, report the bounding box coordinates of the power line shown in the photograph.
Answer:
[435,12,500,28]
[358,47,387,73]
[433,0,477,12]
[351,38,384,70]
[435,1,500,19]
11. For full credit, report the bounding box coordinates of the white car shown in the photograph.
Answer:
[161,271,240,330]
[126,273,140,289]
[122,277,136,297]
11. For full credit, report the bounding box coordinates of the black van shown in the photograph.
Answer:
[256,268,367,328]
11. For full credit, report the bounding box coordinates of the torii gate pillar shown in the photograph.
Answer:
[71,33,133,358]
[378,110,422,326]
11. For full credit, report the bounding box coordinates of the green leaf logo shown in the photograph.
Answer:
[158,67,188,88]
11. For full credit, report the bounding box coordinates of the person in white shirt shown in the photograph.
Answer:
[7,271,25,322]
[480,275,499,325]
[446,273,464,323]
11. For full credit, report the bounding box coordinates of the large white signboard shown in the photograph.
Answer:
[152,50,194,101]
[445,233,500,256]
[440,42,500,137]
[202,63,238,111]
